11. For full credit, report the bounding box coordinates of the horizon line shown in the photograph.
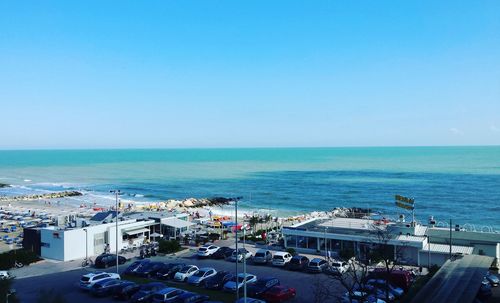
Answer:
[1,144,499,152]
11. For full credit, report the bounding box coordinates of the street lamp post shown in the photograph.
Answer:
[110,190,121,275]
[84,228,88,262]
[235,198,239,302]
[243,224,248,303]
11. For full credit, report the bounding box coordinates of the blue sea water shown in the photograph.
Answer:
[0,147,499,230]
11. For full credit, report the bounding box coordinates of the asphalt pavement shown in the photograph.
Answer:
[13,250,344,303]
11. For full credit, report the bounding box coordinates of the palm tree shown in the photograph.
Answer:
[249,215,260,235]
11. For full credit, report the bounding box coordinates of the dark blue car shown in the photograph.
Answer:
[171,292,209,303]
[90,278,124,297]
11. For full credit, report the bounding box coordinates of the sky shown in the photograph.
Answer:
[0,1,499,149]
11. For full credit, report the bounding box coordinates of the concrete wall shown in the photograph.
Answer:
[40,219,156,261]
[40,228,65,261]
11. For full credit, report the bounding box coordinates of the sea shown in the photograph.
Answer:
[0,147,499,231]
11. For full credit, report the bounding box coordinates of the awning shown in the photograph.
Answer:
[124,228,149,236]
[162,218,194,229]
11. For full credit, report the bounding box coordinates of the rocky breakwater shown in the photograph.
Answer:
[0,190,83,202]
[164,196,241,209]
[0,183,10,188]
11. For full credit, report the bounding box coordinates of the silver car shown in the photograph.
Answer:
[187,268,217,286]
[253,249,272,264]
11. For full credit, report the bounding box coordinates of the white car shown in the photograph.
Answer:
[79,272,120,290]
[174,265,199,282]
[272,252,293,266]
[229,248,253,262]
[328,260,350,275]
[223,273,258,292]
[197,245,219,258]
[187,267,217,285]
[0,271,12,280]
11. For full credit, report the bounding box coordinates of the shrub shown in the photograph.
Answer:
[286,248,297,256]
[0,249,41,270]
[0,278,19,303]
[158,240,181,254]
[208,233,220,241]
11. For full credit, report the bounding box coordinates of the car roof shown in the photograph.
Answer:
[274,252,289,256]
[198,267,216,271]
[156,287,179,294]
[237,273,255,278]
[256,249,270,253]
[310,258,325,262]
[83,271,106,278]
[257,277,277,282]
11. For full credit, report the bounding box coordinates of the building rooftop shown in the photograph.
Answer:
[424,243,474,255]
[411,255,494,303]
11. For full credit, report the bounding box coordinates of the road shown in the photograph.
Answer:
[13,251,344,303]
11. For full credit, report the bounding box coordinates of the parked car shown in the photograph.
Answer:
[0,271,12,280]
[223,273,258,292]
[130,282,167,303]
[261,286,296,303]
[478,278,493,300]
[272,252,293,267]
[174,265,199,282]
[112,281,141,300]
[485,272,499,287]
[287,255,309,271]
[94,253,127,268]
[372,287,395,302]
[156,263,186,280]
[307,258,328,273]
[325,260,349,275]
[187,267,217,286]
[135,262,167,278]
[197,245,220,258]
[229,248,253,262]
[211,247,234,259]
[79,272,120,290]
[366,279,404,298]
[234,299,266,303]
[204,271,233,290]
[369,268,414,291]
[124,259,151,275]
[341,291,386,303]
[247,277,280,298]
[90,278,124,297]
[151,287,185,303]
[170,292,209,303]
[253,249,273,265]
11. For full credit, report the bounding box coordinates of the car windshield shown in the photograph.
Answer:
[81,277,90,282]
[199,248,207,251]
[179,266,192,273]
[255,253,264,257]
[290,259,300,264]
[193,271,206,277]
[331,263,340,267]
[273,255,283,260]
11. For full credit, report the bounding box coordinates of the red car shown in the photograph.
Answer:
[261,285,296,303]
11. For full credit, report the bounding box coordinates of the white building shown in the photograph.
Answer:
[282,217,500,267]
[39,211,193,261]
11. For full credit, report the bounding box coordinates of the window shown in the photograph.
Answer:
[285,235,297,247]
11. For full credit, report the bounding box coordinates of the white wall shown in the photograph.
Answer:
[40,219,156,261]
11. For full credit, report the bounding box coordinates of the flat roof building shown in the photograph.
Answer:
[282,217,500,267]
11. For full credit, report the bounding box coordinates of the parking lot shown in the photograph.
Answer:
[13,248,344,303]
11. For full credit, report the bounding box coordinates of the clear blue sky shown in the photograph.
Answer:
[1,1,499,149]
